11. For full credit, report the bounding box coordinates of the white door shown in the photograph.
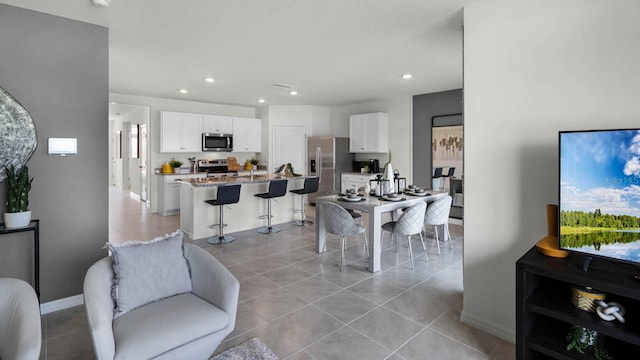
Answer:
[122,122,131,190]
[140,124,148,202]
[273,126,308,175]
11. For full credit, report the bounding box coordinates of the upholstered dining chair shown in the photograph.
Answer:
[424,195,454,254]
[0,277,41,360]
[84,235,239,360]
[381,201,427,269]
[320,202,369,271]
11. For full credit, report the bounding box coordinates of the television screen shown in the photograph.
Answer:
[559,129,640,264]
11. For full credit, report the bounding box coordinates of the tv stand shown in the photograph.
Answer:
[517,247,640,359]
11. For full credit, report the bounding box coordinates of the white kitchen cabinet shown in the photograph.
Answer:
[160,111,203,153]
[341,173,378,194]
[232,117,261,152]
[349,112,388,153]
[157,173,202,216]
[203,114,233,134]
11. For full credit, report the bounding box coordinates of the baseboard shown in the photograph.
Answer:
[40,294,84,315]
[460,308,515,344]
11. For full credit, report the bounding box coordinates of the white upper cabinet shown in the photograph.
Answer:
[202,115,233,134]
[160,111,203,153]
[233,117,261,152]
[349,112,388,153]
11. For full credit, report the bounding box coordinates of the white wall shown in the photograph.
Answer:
[331,96,413,182]
[463,0,640,341]
[109,93,257,212]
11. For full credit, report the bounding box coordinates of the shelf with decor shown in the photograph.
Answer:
[517,247,640,359]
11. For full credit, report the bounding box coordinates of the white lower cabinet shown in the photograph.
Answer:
[157,174,202,216]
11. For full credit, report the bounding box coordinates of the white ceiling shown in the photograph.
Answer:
[1,0,474,108]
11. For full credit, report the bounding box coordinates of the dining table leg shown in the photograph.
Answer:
[368,207,383,272]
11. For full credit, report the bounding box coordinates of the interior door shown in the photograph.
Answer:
[273,126,308,175]
[139,124,148,202]
[122,122,131,190]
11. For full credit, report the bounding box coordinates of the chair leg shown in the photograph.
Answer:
[419,232,428,262]
[363,232,369,258]
[434,225,441,255]
[408,235,414,270]
[258,198,281,234]
[340,236,346,271]
[445,224,453,250]
[320,234,329,262]
[207,206,234,244]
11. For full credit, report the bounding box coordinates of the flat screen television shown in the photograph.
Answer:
[559,128,640,268]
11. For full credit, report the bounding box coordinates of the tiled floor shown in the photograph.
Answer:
[40,187,515,359]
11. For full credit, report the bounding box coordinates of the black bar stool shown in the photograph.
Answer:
[255,179,288,234]
[290,177,319,226]
[205,184,241,244]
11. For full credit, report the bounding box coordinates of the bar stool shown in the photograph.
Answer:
[255,179,288,234]
[205,184,241,244]
[290,177,319,226]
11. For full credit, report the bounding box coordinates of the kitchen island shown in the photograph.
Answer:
[177,175,308,240]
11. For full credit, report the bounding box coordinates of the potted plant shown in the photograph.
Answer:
[249,158,259,170]
[168,160,183,173]
[3,165,33,229]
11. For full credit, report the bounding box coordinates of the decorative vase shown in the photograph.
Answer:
[173,167,180,174]
[3,210,32,229]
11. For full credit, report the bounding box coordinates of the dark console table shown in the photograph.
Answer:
[517,246,640,359]
[0,219,39,300]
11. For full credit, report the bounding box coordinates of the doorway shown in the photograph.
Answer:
[273,125,308,175]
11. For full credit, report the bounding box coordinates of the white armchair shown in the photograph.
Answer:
[83,243,240,359]
[0,278,41,360]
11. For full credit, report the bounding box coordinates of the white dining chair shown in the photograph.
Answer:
[424,195,453,254]
[320,202,369,271]
[381,201,427,269]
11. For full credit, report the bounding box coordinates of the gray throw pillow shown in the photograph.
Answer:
[108,230,192,318]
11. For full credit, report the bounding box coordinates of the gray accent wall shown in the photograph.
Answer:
[0,4,109,302]
[412,89,463,187]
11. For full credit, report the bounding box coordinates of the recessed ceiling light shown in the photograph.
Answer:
[204,77,215,83]
[402,74,413,80]
[110,102,116,104]
[289,90,298,96]
[179,89,188,94]
[258,98,266,103]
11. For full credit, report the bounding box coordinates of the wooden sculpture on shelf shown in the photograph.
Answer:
[535,204,568,258]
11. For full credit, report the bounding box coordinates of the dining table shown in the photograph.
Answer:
[315,190,448,273]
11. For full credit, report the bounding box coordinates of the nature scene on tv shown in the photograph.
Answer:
[560,130,640,263]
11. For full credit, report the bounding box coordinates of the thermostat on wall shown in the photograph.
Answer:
[48,138,77,156]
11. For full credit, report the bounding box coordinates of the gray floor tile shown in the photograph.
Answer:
[489,340,516,360]
[216,323,302,359]
[397,328,486,360]
[430,303,501,355]
[261,264,314,286]
[226,303,268,340]
[349,307,424,351]
[347,276,406,305]
[313,290,378,324]
[270,305,343,348]
[284,276,341,303]
[243,289,309,321]
[305,326,392,360]
[383,284,461,326]
[238,274,281,302]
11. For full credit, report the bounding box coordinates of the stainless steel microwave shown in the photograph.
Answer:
[202,133,233,152]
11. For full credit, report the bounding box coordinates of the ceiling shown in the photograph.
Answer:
[0,0,474,109]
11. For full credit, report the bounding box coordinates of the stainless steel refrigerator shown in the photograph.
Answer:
[307,136,353,204]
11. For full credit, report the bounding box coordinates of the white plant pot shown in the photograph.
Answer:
[4,210,32,229]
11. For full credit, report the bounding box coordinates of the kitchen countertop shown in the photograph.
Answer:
[176,174,309,187]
